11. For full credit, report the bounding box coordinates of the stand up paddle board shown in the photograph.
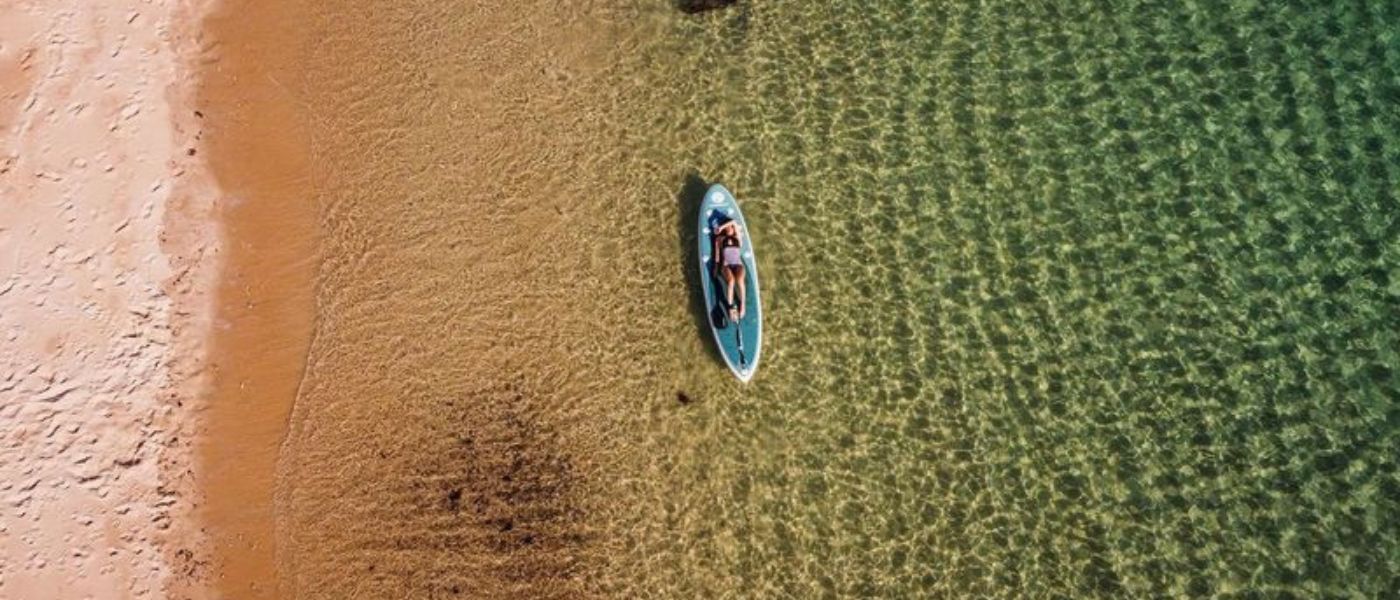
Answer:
[697,183,762,382]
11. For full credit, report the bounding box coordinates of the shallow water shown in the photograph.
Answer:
[281,0,1399,597]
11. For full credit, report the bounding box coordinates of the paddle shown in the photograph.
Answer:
[735,312,746,367]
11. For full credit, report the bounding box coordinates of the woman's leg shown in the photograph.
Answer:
[723,267,737,308]
[735,265,747,317]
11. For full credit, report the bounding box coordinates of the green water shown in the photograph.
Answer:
[283,0,1399,597]
[594,1,1400,597]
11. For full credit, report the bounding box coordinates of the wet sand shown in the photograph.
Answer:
[193,0,317,597]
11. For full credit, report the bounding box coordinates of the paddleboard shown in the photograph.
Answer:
[697,183,762,382]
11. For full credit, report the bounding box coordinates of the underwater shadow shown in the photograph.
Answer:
[675,0,737,15]
[677,171,726,367]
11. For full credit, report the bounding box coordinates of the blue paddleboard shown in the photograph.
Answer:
[697,184,762,382]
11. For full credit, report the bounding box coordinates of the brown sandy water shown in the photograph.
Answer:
[201,1,827,595]
[193,0,691,596]
[272,1,683,598]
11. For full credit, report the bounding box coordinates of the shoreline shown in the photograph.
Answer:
[1,0,222,597]
[190,0,318,596]
[184,0,319,593]
[0,0,312,596]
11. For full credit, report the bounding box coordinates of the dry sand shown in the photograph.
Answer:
[1,0,220,596]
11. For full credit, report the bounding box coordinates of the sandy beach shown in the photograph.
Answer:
[1,0,221,596]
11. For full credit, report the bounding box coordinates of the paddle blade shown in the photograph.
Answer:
[710,304,728,329]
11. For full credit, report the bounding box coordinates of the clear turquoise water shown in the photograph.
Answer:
[282,0,1399,597]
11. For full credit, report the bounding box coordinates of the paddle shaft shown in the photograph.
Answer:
[736,320,746,367]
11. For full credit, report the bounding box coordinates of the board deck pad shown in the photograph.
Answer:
[697,183,762,382]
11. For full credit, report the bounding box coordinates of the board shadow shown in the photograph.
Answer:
[677,171,726,367]
[675,0,737,15]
